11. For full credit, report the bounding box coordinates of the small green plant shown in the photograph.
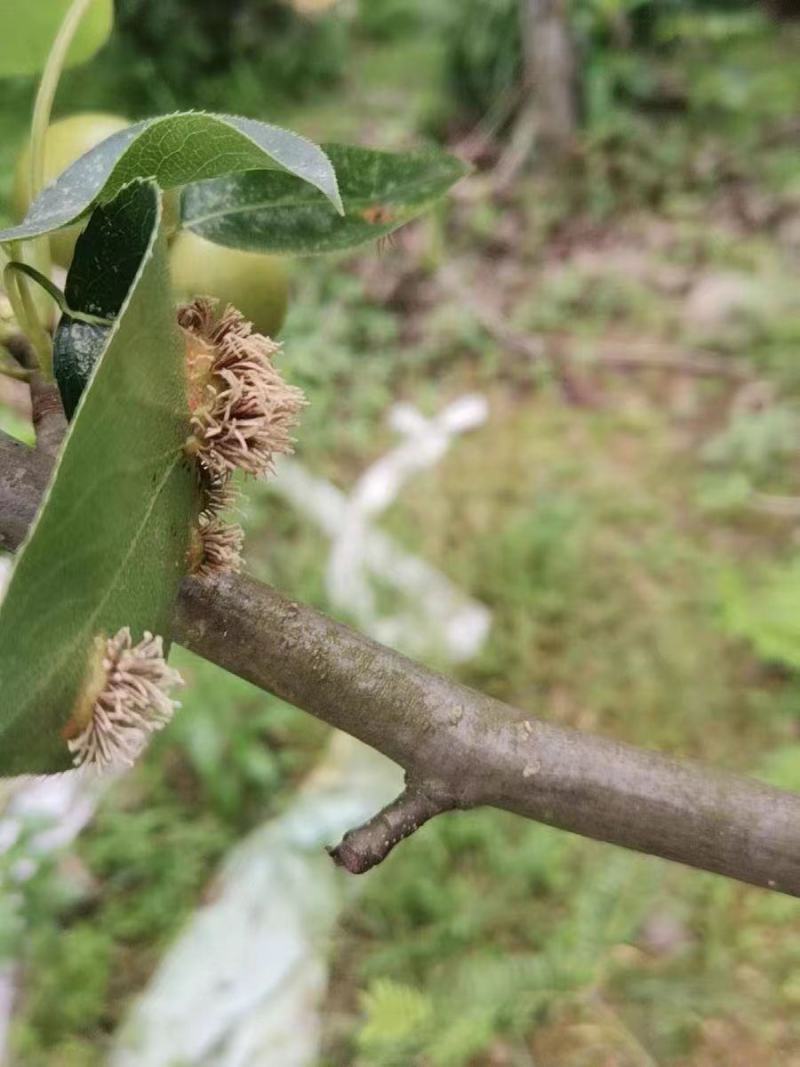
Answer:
[720,559,800,671]
[0,0,466,777]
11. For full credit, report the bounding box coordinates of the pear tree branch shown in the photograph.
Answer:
[1,428,800,894]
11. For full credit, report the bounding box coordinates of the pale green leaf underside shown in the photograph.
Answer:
[181,143,469,255]
[0,113,342,247]
[0,181,196,776]
[0,0,113,78]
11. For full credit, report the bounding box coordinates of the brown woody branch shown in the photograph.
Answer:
[2,427,800,892]
[328,784,454,873]
[4,333,67,457]
[28,375,68,458]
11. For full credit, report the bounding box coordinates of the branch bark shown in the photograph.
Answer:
[4,333,67,457]
[28,374,67,458]
[2,428,800,894]
[328,785,453,874]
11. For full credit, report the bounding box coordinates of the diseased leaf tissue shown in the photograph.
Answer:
[0,113,464,775]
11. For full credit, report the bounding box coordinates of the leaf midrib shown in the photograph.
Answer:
[183,182,444,227]
[1,113,342,243]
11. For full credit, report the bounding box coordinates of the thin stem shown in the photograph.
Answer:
[3,263,36,361]
[30,0,97,203]
[12,0,96,379]
[0,363,32,383]
[1,334,66,453]
[3,263,52,378]
[5,260,112,327]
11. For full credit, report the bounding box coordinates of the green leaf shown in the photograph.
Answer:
[719,559,800,671]
[180,143,468,255]
[0,0,113,78]
[53,317,110,419]
[0,180,197,776]
[0,114,342,247]
[358,979,433,1052]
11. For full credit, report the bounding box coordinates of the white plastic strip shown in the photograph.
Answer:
[271,395,491,661]
[110,736,402,1067]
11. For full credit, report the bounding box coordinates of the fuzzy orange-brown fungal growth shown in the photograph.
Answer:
[188,511,245,579]
[185,470,245,578]
[66,628,183,771]
[179,298,305,481]
[201,472,239,517]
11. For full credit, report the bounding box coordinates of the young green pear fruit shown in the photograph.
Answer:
[13,112,131,268]
[170,231,289,338]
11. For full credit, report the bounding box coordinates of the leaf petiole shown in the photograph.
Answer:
[2,254,53,378]
[30,0,99,204]
[9,0,99,383]
[0,360,32,383]
[5,261,114,329]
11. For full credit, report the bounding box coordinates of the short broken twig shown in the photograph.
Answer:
[328,784,458,874]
